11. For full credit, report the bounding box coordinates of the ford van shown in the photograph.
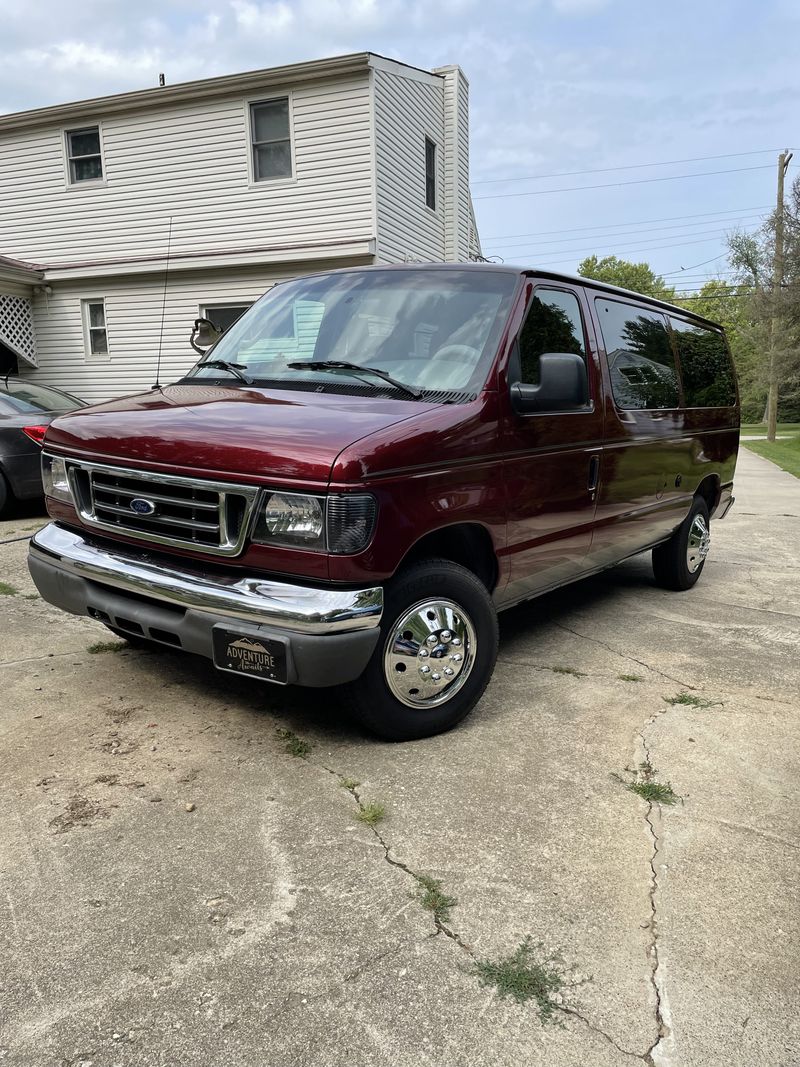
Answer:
[28,265,739,739]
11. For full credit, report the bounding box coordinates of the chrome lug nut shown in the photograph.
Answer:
[451,637,461,647]
[426,634,438,647]
[440,630,453,643]
[443,667,455,677]
[418,648,429,659]
[451,653,462,663]
[431,672,441,682]
[419,665,431,675]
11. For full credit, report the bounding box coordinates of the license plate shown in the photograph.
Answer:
[212,628,288,683]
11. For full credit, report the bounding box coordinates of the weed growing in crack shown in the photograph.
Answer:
[416,875,457,923]
[626,780,678,805]
[618,674,643,683]
[357,801,386,826]
[473,938,572,1024]
[550,665,586,677]
[275,727,312,759]
[340,777,360,790]
[663,692,720,708]
[87,641,127,654]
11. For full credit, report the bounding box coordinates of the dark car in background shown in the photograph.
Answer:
[0,378,86,515]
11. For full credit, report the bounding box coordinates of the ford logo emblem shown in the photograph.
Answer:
[130,497,156,515]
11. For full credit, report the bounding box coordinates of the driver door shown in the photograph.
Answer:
[501,282,604,601]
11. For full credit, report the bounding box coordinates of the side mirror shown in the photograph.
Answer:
[510,352,588,414]
[190,317,223,355]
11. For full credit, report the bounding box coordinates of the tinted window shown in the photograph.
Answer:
[669,317,736,408]
[0,380,82,414]
[597,299,679,410]
[518,289,586,385]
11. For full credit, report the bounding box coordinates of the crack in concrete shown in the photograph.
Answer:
[315,759,654,1062]
[552,621,699,691]
[635,726,674,1067]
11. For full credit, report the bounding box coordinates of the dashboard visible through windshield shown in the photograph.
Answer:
[185,269,518,399]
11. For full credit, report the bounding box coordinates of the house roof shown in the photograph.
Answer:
[0,52,440,133]
[0,254,44,284]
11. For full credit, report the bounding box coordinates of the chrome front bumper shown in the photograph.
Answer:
[28,523,383,687]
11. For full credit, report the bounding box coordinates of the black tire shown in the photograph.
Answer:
[0,472,10,519]
[652,497,711,591]
[342,559,499,742]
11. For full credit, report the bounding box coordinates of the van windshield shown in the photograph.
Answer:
[185,269,518,398]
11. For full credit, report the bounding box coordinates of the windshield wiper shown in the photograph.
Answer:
[286,360,423,399]
[195,359,253,385]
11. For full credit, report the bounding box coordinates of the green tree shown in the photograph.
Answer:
[577,255,676,301]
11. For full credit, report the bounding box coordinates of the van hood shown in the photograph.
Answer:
[44,384,438,485]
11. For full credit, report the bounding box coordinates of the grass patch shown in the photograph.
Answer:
[87,640,127,654]
[0,581,19,596]
[740,422,800,436]
[473,938,568,1024]
[744,434,800,479]
[618,674,643,683]
[416,875,457,924]
[550,665,586,677]
[23,593,39,601]
[664,692,719,708]
[357,801,385,827]
[625,779,678,805]
[340,776,360,790]
[275,727,311,759]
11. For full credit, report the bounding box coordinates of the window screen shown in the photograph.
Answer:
[597,299,679,410]
[250,99,292,181]
[66,126,103,183]
[518,288,586,385]
[669,317,736,408]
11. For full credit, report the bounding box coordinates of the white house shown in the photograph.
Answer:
[0,52,481,402]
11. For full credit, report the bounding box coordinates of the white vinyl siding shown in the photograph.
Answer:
[0,75,373,266]
[437,66,473,262]
[373,66,445,263]
[22,259,373,403]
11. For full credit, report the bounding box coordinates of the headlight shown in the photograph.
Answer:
[41,453,73,504]
[252,491,376,554]
[253,493,325,549]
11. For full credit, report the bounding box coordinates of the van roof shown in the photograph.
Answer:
[308,262,725,331]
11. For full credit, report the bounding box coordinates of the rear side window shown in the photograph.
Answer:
[596,298,679,410]
[669,318,736,408]
[518,288,586,385]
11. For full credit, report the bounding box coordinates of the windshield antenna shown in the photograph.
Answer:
[153,215,174,389]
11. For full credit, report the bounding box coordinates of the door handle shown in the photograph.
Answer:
[588,455,600,492]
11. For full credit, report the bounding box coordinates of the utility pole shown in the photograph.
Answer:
[767,149,793,442]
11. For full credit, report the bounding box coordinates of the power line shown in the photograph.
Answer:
[481,205,772,242]
[472,164,774,201]
[482,214,766,251]
[662,254,730,275]
[500,228,756,264]
[471,148,783,186]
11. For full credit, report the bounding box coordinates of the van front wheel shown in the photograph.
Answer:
[343,560,499,741]
[652,497,711,591]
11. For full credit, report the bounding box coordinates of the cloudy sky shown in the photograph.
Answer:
[1,0,796,296]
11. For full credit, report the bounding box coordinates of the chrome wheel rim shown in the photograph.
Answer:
[687,514,710,573]
[383,598,477,709]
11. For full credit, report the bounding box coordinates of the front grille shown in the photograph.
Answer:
[67,460,259,556]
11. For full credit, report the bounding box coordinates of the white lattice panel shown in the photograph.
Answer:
[0,294,37,366]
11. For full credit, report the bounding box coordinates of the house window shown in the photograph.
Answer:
[250,99,292,181]
[81,299,109,359]
[66,126,103,183]
[201,304,252,334]
[425,137,437,210]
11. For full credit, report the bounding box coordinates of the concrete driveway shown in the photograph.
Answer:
[1,447,798,1067]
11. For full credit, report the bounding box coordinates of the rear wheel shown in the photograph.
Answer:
[343,559,499,741]
[652,497,711,591]
[0,473,10,519]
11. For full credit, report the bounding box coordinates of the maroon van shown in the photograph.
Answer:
[29,265,739,739]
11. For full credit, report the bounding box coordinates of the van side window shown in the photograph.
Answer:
[518,289,586,385]
[596,299,679,410]
[669,318,736,408]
